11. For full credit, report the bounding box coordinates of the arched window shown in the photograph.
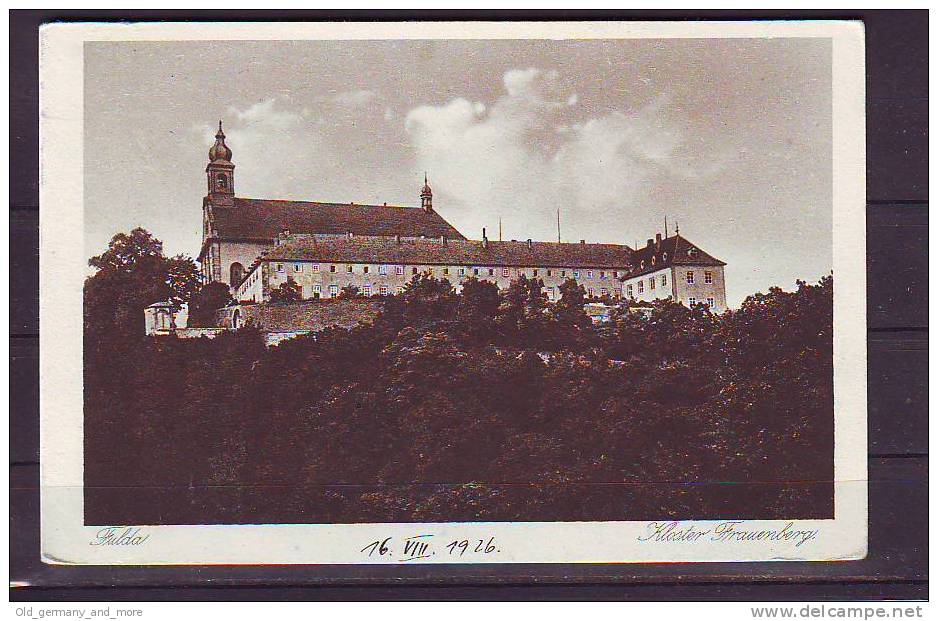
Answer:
[230,262,245,285]
[217,173,227,189]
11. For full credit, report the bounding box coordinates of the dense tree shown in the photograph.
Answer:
[84,228,201,345]
[401,273,456,325]
[268,277,303,303]
[187,281,233,327]
[455,277,500,344]
[338,284,362,299]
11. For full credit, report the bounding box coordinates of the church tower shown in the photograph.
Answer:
[420,174,433,212]
[206,121,234,206]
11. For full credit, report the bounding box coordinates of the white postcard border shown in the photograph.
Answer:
[38,20,867,565]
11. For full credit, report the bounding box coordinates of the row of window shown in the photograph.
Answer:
[625,271,715,296]
[274,262,622,280]
[302,283,620,301]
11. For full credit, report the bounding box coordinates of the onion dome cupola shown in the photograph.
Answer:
[420,173,433,212]
[208,120,233,162]
[206,120,235,201]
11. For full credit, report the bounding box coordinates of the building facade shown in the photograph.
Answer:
[236,233,633,303]
[620,232,728,313]
[197,123,728,312]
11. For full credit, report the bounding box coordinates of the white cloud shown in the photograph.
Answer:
[404,68,714,244]
[196,94,408,204]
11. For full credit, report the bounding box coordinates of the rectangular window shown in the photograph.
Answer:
[688,297,697,306]
[600,288,608,297]
[588,288,595,298]
[573,270,580,279]
[661,273,667,287]
[600,271,606,279]
[546,269,552,277]
[547,287,555,300]
[613,271,618,278]
[488,268,494,276]
[397,286,405,295]
[637,281,644,293]
[686,271,695,284]
[363,265,369,274]
[378,264,388,275]
[626,284,633,297]
[532,269,538,277]
[707,297,715,308]
[473,268,479,276]
[363,285,371,296]
[613,289,621,299]
[380,285,389,296]
[277,263,284,272]
[705,271,713,284]
[502,268,510,277]
[517,268,525,277]
[443,267,449,275]
[313,284,321,296]
[313,263,320,273]
[328,284,339,298]
[347,265,354,273]
[458,267,465,276]
[294,263,302,272]
[412,267,418,275]
[587,270,593,279]
[394,265,404,275]
[649,277,656,290]
[330,265,336,273]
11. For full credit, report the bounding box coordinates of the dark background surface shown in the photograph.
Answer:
[9,9,927,601]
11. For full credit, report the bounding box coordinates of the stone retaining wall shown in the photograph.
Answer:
[214,297,384,333]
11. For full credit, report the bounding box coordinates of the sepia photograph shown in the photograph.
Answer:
[37,20,867,565]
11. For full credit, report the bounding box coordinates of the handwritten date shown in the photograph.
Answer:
[361,535,499,561]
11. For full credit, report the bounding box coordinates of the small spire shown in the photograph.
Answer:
[420,173,433,211]
[675,221,680,236]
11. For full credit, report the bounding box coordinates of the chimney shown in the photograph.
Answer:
[656,233,662,244]
[647,238,654,248]
[526,238,533,248]
[580,239,585,245]
[482,228,488,249]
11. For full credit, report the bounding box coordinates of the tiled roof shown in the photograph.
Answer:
[259,235,635,270]
[624,234,725,279]
[211,197,466,241]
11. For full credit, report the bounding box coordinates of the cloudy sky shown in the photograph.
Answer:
[84,38,832,306]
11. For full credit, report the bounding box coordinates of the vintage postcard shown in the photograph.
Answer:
[39,20,866,565]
